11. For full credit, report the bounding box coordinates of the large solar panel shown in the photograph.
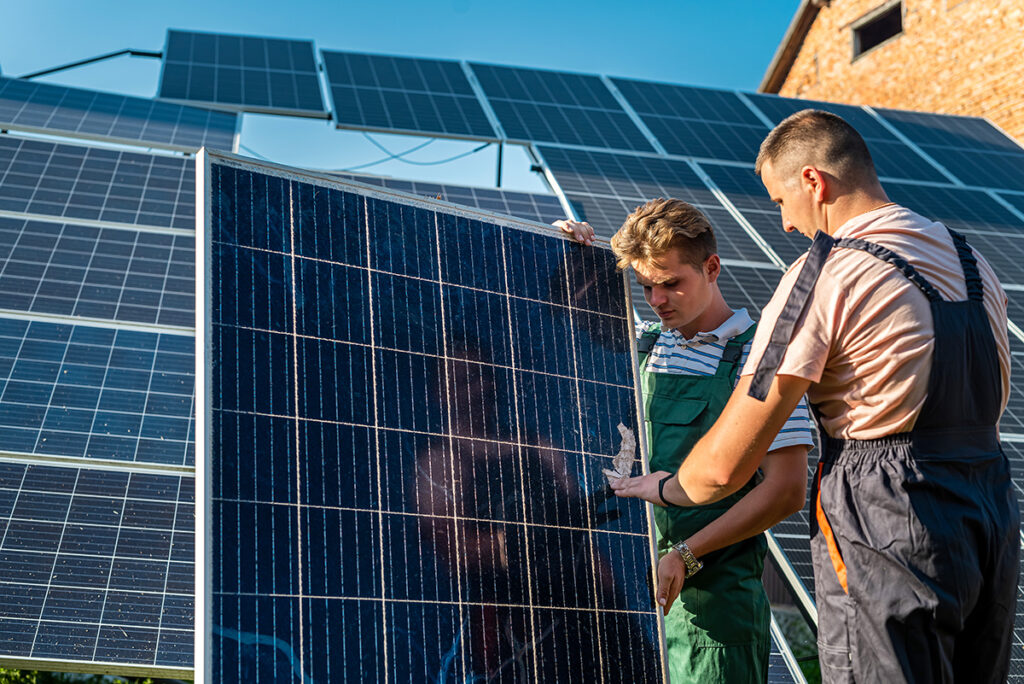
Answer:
[0,460,192,676]
[0,217,194,328]
[197,151,666,682]
[610,78,769,163]
[469,63,655,152]
[158,30,327,118]
[322,51,496,140]
[338,173,567,225]
[0,77,239,153]
[0,136,194,230]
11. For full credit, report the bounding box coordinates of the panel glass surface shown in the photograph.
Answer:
[611,78,769,163]
[0,76,237,152]
[338,174,566,225]
[0,136,194,230]
[0,217,194,328]
[997,193,1024,218]
[744,93,949,184]
[203,158,665,682]
[469,63,654,152]
[321,51,495,139]
[0,461,192,669]
[875,108,1024,192]
[0,318,194,467]
[159,30,326,117]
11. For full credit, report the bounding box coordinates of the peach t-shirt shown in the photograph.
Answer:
[741,204,1010,440]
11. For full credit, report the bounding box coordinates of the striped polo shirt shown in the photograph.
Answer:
[637,308,815,452]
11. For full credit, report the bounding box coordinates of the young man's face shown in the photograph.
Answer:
[633,246,717,333]
[759,160,818,240]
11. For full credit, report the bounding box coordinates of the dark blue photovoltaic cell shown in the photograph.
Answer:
[997,193,1024,218]
[469,63,655,152]
[159,30,326,117]
[611,78,769,162]
[205,159,663,682]
[744,93,950,184]
[0,136,194,229]
[0,318,194,466]
[768,624,801,683]
[0,461,192,668]
[875,108,1024,192]
[0,76,238,152]
[321,51,496,139]
[338,173,567,225]
[0,218,194,328]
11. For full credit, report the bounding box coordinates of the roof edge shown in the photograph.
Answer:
[759,0,825,93]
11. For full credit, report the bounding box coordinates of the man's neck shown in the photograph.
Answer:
[824,186,893,236]
[676,290,733,339]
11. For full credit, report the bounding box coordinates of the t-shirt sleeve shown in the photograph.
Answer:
[741,257,842,384]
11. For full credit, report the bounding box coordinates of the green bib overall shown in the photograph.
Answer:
[639,324,769,684]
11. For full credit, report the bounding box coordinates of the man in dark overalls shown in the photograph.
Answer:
[557,199,813,683]
[612,110,1019,682]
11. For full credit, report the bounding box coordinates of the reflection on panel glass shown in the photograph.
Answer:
[0,462,192,668]
[204,159,664,681]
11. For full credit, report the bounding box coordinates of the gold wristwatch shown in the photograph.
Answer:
[671,540,704,578]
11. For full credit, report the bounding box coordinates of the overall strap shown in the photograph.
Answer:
[748,230,835,401]
[716,323,757,380]
[948,229,984,302]
[834,237,943,302]
[636,327,661,370]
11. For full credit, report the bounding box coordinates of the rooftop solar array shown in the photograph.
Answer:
[159,30,327,118]
[322,51,496,139]
[469,63,655,152]
[198,152,665,682]
[0,76,238,153]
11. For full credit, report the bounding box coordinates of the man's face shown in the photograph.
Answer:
[634,247,715,333]
[760,160,818,240]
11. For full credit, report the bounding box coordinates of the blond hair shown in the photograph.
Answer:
[610,198,717,270]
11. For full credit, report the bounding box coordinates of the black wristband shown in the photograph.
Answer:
[658,474,676,507]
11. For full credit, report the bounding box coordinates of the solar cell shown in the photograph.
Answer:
[159,30,326,118]
[0,217,194,328]
[198,152,666,681]
[0,136,194,230]
[0,76,238,153]
[469,63,655,152]
[0,317,194,467]
[321,51,496,139]
[744,93,950,184]
[610,79,769,163]
[768,615,807,683]
[337,174,567,225]
[997,192,1024,218]
[875,108,1024,192]
[0,460,192,675]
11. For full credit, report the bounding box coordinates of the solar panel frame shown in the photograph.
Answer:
[0,77,240,154]
[157,29,328,119]
[195,149,669,681]
[321,51,498,141]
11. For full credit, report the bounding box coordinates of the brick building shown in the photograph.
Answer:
[760,0,1024,144]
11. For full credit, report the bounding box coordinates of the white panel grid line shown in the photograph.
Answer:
[600,75,668,157]
[862,105,965,187]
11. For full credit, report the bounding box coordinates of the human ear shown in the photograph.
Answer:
[704,254,721,283]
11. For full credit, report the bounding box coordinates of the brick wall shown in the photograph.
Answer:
[777,0,1024,145]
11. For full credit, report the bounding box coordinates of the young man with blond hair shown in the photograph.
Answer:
[558,199,813,683]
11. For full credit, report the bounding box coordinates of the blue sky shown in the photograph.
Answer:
[1,0,801,192]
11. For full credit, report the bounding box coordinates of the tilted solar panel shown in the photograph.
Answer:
[322,51,496,140]
[159,30,326,118]
[0,136,194,230]
[469,63,655,152]
[0,77,238,153]
[610,79,769,163]
[197,151,666,682]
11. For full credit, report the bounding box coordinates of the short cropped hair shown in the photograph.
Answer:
[610,198,717,271]
[755,109,877,184]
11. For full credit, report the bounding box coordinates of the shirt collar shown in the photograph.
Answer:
[664,308,753,346]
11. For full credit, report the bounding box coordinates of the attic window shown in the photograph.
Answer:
[852,2,903,59]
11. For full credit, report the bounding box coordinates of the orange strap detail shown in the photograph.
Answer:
[815,464,849,594]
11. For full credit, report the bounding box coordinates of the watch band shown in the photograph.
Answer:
[672,540,704,578]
